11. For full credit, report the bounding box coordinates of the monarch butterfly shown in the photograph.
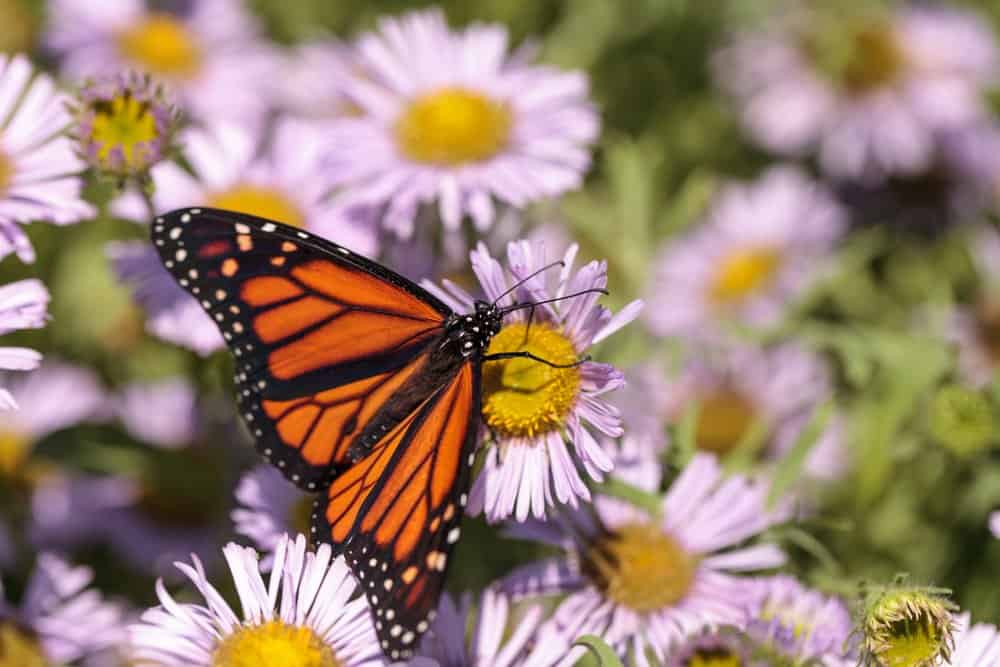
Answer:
[150,207,600,660]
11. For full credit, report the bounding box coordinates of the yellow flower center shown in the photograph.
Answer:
[117,13,202,79]
[482,323,580,439]
[841,24,906,94]
[212,620,342,667]
[709,248,781,306]
[90,94,159,172]
[0,430,32,478]
[396,87,512,165]
[878,615,943,667]
[0,623,49,667]
[0,1,35,54]
[584,523,698,613]
[687,649,742,667]
[208,185,306,228]
[694,389,758,456]
[0,151,13,197]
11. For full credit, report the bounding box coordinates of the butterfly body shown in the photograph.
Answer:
[150,207,501,660]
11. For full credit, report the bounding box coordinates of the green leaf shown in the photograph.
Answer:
[596,476,661,517]
[573,635,625,667]
[768,400,834,507]
[674,400,700,463]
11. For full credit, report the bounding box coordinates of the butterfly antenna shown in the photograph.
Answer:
[500,287,609,316]
[491,260,565,307]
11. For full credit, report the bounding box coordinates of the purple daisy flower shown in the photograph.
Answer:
[0,54,95,262]
[423,239,642,521]
[666,630,755,667]
[231,464,309,568]
[413,588,545,667]
[645,167,845,340]
[128,534,385,666]
[0,362,105,476]
[950,613,1000,665]
[504,453,789,665]
[44,0,279,127]
[323,8,600,237]
[114,377,200,449]
[0,278,50,409]
[990,512,1000,539]
[110,119,379,356]
[0,553,124,663]
[745,575,857,665]
[70,70,180,180]
[715,6,998,182]
[655,342,846,479]
[278,40,364,120]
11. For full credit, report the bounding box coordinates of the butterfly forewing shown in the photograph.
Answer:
[150,207,451,489]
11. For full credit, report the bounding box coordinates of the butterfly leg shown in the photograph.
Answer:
[482,351,591,369]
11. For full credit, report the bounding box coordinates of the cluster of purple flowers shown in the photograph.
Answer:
[0,1,998,666]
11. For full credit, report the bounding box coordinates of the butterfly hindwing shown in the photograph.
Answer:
[313,362,480,661]
[150,207,452,489]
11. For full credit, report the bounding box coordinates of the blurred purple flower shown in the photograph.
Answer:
[0,362,104,474]
[114,376,200,448]
[278,40,363,120]
[0,54,95,263]
[413,589,545,667]
[106,240,223,355]
[0,278,50,409]
[950,612,1000,665]
[45,0,279,127]
[0,553,124,663]
[231,464,307,568]
[113,120,379,255]
[745,575,857,665]
[716,6,998,182]
[504,453,789,665]
[656,342,846,479]
[990,512,1000,539]
[645,166,845,339]
[423,239,642,521]
[128,534,385,666]
[29,473,137,552]
[324,8,599,237]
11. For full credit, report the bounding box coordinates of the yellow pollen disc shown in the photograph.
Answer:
[841,24,905,94]
[0,430,32,478]
[482,323,580,439]
[687,649,743,667]
[0,1,35,55]
[396,87,512,165]
[709,247,781,306]
[878,614,942,667]
[0,150,13,197]
[212,620,342,667]
[208,185,306,228]
[117,13,202,79]
[694,389,758,456]
[585,523,697,613]
[0,623,48,667]
[90,94,158,171]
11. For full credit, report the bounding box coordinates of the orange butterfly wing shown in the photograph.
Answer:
[150,207,451,489]
[313,362,480,661]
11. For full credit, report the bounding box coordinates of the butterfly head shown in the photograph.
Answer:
[447,300,502,358]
